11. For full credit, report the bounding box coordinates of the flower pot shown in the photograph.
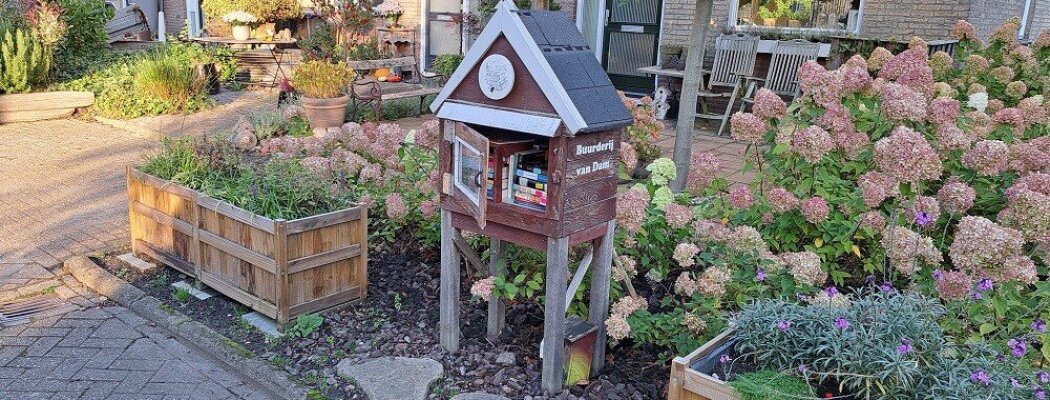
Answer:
[788,19,802,27]
[762,18,777,27]
[300,95,350,130]
[232,24,251,41]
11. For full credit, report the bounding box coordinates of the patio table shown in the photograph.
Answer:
[191,37,297,88]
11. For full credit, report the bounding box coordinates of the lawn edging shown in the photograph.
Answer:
[63,256,307,400]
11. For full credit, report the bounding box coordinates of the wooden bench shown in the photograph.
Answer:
[106,4,150,43]
[347,56,443,120]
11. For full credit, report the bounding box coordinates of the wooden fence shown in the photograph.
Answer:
[126,167,368,324]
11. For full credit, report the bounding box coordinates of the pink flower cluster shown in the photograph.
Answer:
[999,174,1050,248]
[935,124,971,152]
[951,20,976,40]
[619,142,639,172]
[730,112,767,144]
[616,188,650,233]
[673,242,701,267]
[385,193,407,219]
[470,276,495,301]
[728,186,753,208]
[936,269,974,301]
[687,152,722,193]
[881,226,942,276]
[927,97,961,125]
[858,171,899,208]
[800,196,829,224]
[880,83,928,122]
[752,88,787,120]
[962,140,1010,176]
[300,156,332,175]
[905,195,942,225]
[605,296,649,340]
[949,216,1036,284]
[938,178,976,214]
[663,203,694,229]
[782,251,826,287]
[791,126,834,163]
[696,266,732,298]
[873,126,944,183]
[858,211,887,231]
[766,187,800,213]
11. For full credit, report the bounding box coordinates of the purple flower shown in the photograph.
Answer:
[1035,388,1047,400]
[755,269,767,282]
[777,320,792,331]
[1008,338,1028,358]
[897,339,913,355]
[933,270,945,281]
[973,292,984,300]
[970,369,991,385]
[824,286,839,297]
[719,354,731,363]
[1010,377,1021,388]
[1038,370,1049,383]
[834,317,850,330]
[1032,319,1047,333]
[977,278,994,292]
[914,211,934,227]
[880,282,896,293]
[798,364,808,374]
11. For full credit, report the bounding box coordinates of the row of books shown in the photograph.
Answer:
[512,151,548,210]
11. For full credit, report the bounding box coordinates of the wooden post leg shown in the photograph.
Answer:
[439,210,461,353]
[541,236,570,395]
[588,221,616,374]
[487,238,506,341]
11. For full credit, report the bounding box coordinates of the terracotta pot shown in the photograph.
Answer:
[763,18,777,27]
[300,95,349,130]
[232,25,251,41]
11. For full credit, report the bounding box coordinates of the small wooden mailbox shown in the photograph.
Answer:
[428,1,632,394]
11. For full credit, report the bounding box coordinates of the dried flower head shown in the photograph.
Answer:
[952,20,977,40]
[938,178,976,214]
[963,140,1010,176]
[673,242,701,267]
[616,188,650,233]
[867,47,894,71]
[881,226,942,275]
[730,112,768,144]
[873,126,943,183]
[936,270,973,301]
[766,187,800,213]
[753,88,787,120]
[801,196,830,224]
[687,152,722,193]
[783,251,826,287]
[880,83,928,122]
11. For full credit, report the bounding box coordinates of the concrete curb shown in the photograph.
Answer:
[94,116,162,139]
[64,256,307,400]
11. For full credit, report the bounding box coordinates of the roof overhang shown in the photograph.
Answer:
[436,101,562,137]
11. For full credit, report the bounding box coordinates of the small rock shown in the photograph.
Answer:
[337,357,443,400]
[230,117,257,150]
[495,352,516,366]
[450,393,511,400]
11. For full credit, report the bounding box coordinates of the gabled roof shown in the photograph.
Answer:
[429,1,631,135]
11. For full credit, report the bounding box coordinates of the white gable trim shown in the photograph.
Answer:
[429,1,589,134]
[437,101,561,136]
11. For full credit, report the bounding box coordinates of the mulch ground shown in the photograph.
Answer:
[99,247,669,400]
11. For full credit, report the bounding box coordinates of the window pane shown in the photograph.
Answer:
[455,139,483,204]
[736,0,860,30]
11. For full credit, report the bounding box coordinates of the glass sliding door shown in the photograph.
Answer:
[425,0,464,70]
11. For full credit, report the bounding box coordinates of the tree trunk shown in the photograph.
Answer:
[669,0,715,192]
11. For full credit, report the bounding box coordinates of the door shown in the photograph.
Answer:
[601,0,661,94]
[425,0,464,70]
[451,122,489,228]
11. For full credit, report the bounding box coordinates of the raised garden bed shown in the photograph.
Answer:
[0,91,94,123]
[668,328,739,400]
[126,167,368,324]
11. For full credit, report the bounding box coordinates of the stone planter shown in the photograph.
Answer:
[667,328,742,400]
[232,24,251,40]
[300,95,350,130]
[0,91,94,124]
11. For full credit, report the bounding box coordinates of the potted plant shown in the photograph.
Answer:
[291,60,354,129]
[375,0,403,28]
[222,11,257,40]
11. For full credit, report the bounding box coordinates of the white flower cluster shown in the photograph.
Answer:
[222,11,258,25]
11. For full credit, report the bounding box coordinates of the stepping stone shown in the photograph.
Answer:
[451,393,511,400]
[171,280,216,300]
[336,357,443,400]
[241,311,282,337]
[116,253,156,273]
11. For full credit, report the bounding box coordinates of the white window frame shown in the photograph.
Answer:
[725,0,865,37]
[452,135,483,206]
[574,0,608,60]
[420,0,473,71]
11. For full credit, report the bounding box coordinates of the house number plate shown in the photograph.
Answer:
[620,25,644,33]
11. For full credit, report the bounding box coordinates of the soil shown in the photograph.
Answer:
[98,248,671,400]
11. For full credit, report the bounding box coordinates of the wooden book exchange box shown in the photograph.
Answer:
[429,0,632,394]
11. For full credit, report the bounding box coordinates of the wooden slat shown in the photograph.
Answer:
[128,169,198,200]
[131,201,194,236]
[588,221,615,374]
[439,210,461,353]
[288,285,364,316]
[452,235,486,275]
[197,196,277,234]
[199,270,279,318]
[285,206,363,234]
[135,239,195,277]
[541,236,570,394]
[274,221,290,325]
[198,230,278,274]
[486,238,506,341]
[287,245,362,274]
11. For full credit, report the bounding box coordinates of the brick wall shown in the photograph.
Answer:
[659,0,730,49]
[859,0,969,39]
[1027,0,1050,38]
[163,0,188,37]
[966,0,1026,39]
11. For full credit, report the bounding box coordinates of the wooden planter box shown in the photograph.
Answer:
[668,328,741,400]
[126,167,368,324]
[0,92,94,124]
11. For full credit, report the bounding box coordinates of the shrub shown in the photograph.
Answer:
[298,23,337,62]
[52,0,111,79]
[433,54,463,77]
[292,60,354,99]
[0,29,48,93]
[134,55,204,107]
[201,0,302,23]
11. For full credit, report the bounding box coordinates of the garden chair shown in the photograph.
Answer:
[736,39,821,117]
[698,33,759,136]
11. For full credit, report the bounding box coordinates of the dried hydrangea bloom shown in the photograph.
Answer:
[727,226,766,253]
[782,251,826,287]
[988,99,1007,115]
[359,163,384,182]
[933,82,956,99]
[998,186,1050,249]
[729,112,767,144]
[797,60,828,93]
[990,18,1020,44]
[301,135,326,156]
[881,226,942,276]
[384,193,407,219]
[766,187,800,213]
[952,20,977,40]
[880,83,928,122]
[283,105,305,119]
[965,55,990,75]
[963,140,1010,176]
[682,313,707,335]
[801,196,830,224]
[894,62,936,98]
[1017,96,1048,125]
[1034,30,1050,51]
[867,47,894,72]
[791,125,834,163]
[663,203,693,229]
[908,36,928,53]
[990,66,1016,85]
[300,155,332,175]
[965,110,993,139]
[834,129,869,160]
[692,219,730,243]
[935,124,971,152]
[1008,141,1050,175]
[611,296,648,317]
[728,185,754,209]
[949,216,1030,282]
[413,119,440,149]
[687,152,722,193]
[697,266,732,298]
[878,47,927,81]
[673,242,701,267]
[938,179,977,214]
[927,97,961,125]
[1006,81,1029,99]
[616,188,650,233]
[905,195,942,225]
[936,270,974,301]
[816,103,853,135]
[858,211,887,231]
[752,88,787,120]
[929,51,953,77]
[759,248,785,272]
[839,63,872,94]
[873,126,943,183]
[1002,256,1038,284]
[419,198,438,218]
[673,272,698,296]
[806,290,851,307]
[619,142,638,172]
[612,255,638,282]
[470,276,495,301]
[605,314,631,340]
